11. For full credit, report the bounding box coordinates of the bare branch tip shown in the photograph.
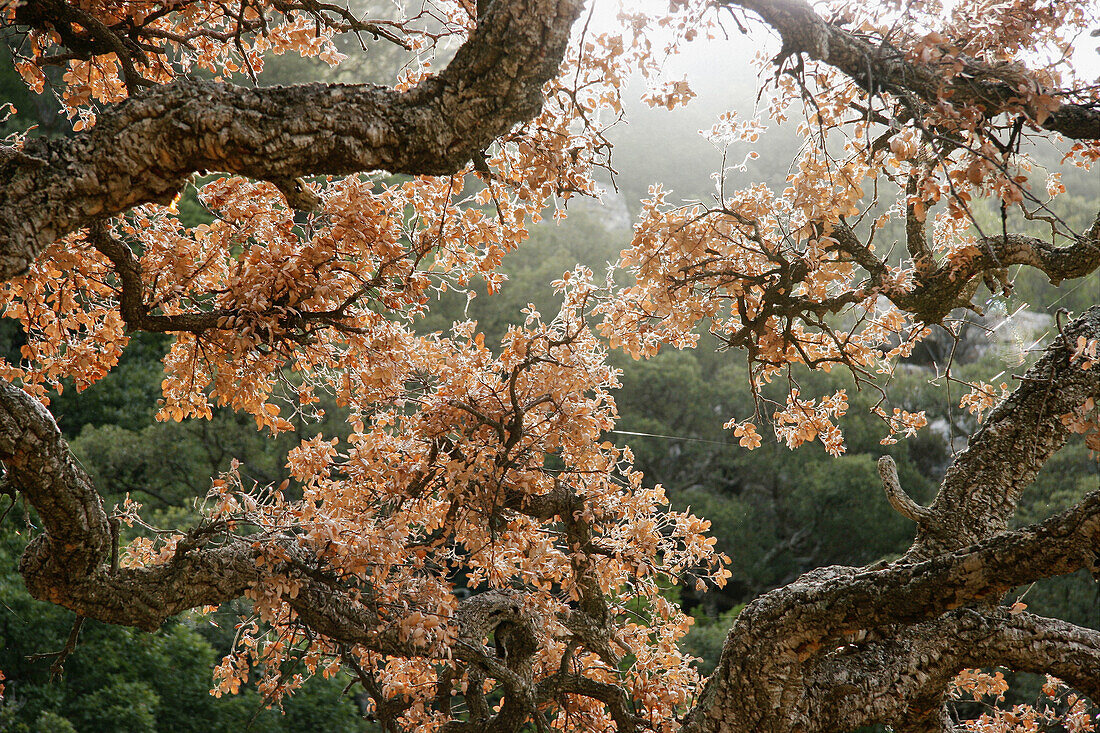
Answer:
[878,455,932,524]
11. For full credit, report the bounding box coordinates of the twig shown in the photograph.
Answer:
[27,616,86,680]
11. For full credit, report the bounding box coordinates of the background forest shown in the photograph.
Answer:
[1,14,1097,732]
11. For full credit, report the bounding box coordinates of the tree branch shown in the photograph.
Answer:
[722,0,1100,140]
[745,488,1100,667]
[87,222,369,339]
[893,213,1100,323]
[0,374,619,731]
[684,490,1100,732]
[0,0,584,280]
[877,455,931,524]
[804,609,1100,731]
[913,305,1100,557]
[0,380,111,578]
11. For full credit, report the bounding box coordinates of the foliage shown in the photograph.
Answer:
[0,525,367,732]
[1,0,1099,731]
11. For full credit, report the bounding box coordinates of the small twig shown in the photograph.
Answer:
[0,468,17,525]
[0,495,14,526]
[1055,307,1071,344]
[27,616,85,681]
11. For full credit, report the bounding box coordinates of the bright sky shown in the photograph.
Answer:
[588,0,1100,82]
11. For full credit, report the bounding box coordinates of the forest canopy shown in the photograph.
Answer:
[0,0,1098,731]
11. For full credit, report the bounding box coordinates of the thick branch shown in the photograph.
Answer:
[0,380,111,578]
[804,609,1100,732]
[962,215,1100,287]
[759,489,1100,663]
[974,612,1100,700]
[878,455,931,524]
[0,377,263,627]
[88,223,365,338]
[895,214,1100,323]
[537,675,644,733]
[0,0,583,280]
[724,0,1100,140]
[683,492,1100,732]
[913,305,1100,557]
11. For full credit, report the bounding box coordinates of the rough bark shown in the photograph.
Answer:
[828,213,1100,325]
[914,305,1100,556]
[722,0,1100,140]
[0,369,637,731]
[679,306,1100,732]
[0,0,583,281]
[8,310,1098,731]
[895,214,1100,324]
[4,1,1100,730]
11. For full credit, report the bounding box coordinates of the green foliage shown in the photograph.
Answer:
[0,49,66,138]
[418,207,624,346]
[32,710,77,733]
[680,605,743,676]
[67,677,159,733]
[48,332,168,436]
[0,526,367,732]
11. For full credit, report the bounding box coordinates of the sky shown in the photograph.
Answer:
[589,0,1100,82]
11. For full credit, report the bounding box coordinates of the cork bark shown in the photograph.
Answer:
[0,0,582,280]
[2,0,1099,730]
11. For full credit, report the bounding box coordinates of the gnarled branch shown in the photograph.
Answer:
[914,305,1100,557]
[895,213,1100,324]
[0,0,584,280]
[803,609,1100,732]
[723,0,1100,140]
[684,310,1100,732]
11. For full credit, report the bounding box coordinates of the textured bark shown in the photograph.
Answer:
[800,610,1100,732]
[1,377,631,729]
[829,214,1100,325]
[0,371,559,688]
[0,0,583,280]
[0,378,252,629]
[679,307,1100,732]
[895,215,1100,324]
[680,496,1100,731]
[915,305,1100,557]
[9,311,1098,731]
[4,1,1100,729]
[723,0,1100,140]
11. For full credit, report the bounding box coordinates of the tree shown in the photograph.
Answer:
[1,0,1098,731]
